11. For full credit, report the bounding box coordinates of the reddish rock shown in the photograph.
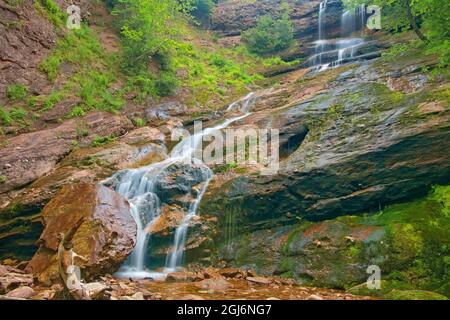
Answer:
[0,112,132,194]
[26,183,137,284]
[120,127,166,145]
[218,268,245,279]
[165,271,203,283]
[0,264,33,294]
[247,276,273,285]
[194,278,232,291]
[5,286,35,299]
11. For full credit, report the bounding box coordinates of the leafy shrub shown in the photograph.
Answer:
[0,107,12,126]
[6,84,28,102]
[242,14,294,55]
[191,0,214,24]
[155,71,179,96]
[91,135,115,147]
[69,106,86,118]
[9,107,27,120]
[34,0,66,28]
[133,117,146,127]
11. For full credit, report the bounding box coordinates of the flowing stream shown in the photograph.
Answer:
[310,1,367,72]
[108,93,255,279]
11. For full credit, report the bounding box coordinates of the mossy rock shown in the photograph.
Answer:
[384,289,448,301]
[347,280,414,298]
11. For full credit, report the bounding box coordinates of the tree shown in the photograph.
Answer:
[242,13,294,55]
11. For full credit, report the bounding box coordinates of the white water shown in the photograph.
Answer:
[311,2,367,72]
[110,93,255,279]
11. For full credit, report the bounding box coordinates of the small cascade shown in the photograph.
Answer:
[108,93,255,279]
[311,2,368,72]
[165,178,211,270]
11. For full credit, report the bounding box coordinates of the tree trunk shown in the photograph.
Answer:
[404,0,428,42]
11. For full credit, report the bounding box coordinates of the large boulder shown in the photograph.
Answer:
[26,183,137,284]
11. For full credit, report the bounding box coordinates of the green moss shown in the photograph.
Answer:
[282,186,450,297]
[0,107,12,126]
[68,106,86,118]
[0,175,6,184]
[283,221,313,254]
[385,289,448,300]
[132,117,146,127]
[34,0,66,28]
[90,135,115,148]
[9,107,27,121]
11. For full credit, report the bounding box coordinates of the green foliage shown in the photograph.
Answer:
[191,0,214,24]
[343,0,450,66]
[381,43,412,61]
[91,135,116,147]
[0,106,28,126]
[112,0,184,72]
[132,117,146,127]
[341,185,450,296]
[0,107,12,126]
[0,175,6,184]
[154,71,179,96]
[39,26,104,82]
[384,289,448,300]
[9,107,27,121]
[38,56,62,82]
[6,84,28,102]
[111,0,264,105]
[69,106,86,118]
[37,25,124,116]
[34,0,66,28]
[242,13,294,55]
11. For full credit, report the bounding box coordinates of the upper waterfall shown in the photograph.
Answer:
[311,1,368,72]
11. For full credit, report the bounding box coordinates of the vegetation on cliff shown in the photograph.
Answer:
[241,6,294,55]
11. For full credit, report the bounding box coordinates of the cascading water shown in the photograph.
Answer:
[107,93,255,279]
[311,1,367,72]
[314,0,328,65]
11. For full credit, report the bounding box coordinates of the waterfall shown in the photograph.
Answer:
[108,93,255,279]
[311,2,367,72]
[315,0,329,65]
[318,0,328,42]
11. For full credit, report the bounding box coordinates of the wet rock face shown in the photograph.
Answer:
[26,183,137,284]
[154,162,212,207]
[280,220,387,288]
[201,58,450,231]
